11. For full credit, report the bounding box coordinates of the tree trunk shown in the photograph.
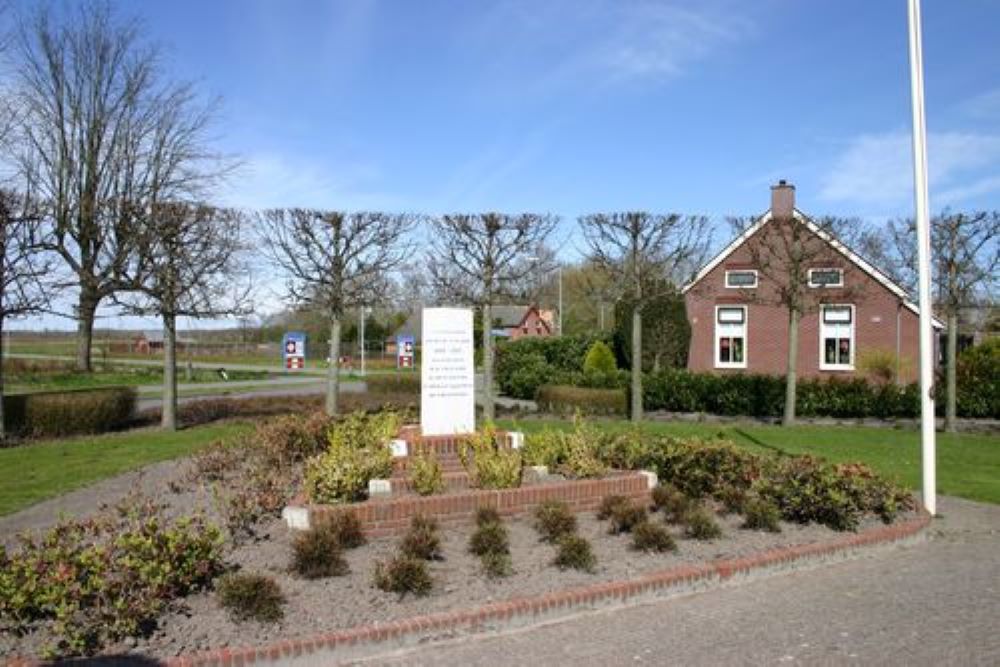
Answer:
[326,314,342,417]
[945,311,958,433]
[631,307,642,423]
[161,312,178,430]
[75,290,99,372]
[782,308,800,426]
[481,302,495,422]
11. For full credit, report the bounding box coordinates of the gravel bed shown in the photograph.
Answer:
[0,453,917,661]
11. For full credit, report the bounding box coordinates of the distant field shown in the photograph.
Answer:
[4,359,269,392]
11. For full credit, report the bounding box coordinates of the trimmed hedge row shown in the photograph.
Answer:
[495,334,617,400]
[3,386,137,439]
[365,373,420,395]
[536,385,627,416]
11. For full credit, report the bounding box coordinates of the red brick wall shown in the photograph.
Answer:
[685,226,925,383]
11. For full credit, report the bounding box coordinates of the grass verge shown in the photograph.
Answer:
[0,421,252,516]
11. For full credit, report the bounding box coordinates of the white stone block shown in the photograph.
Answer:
[282,506,311,531]
[507,431,524,450]
[639,470,658,490]
[389,439,408,458]
[368,478,393,497]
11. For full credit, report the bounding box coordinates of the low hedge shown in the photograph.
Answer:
[640,369,993,419]
[3,386,137,438]
[536,385,627,416]
[365,373,420,395]
[495,334,615,400]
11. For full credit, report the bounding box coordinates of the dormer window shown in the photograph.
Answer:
[725,270,758,289]
[808,268,843,288]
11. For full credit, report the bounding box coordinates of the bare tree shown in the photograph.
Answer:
[13,2,228,371]
[116,201,249,430]
[579,212,710,422]
[726,213,862,426]
[262,209,415,416]
[0,189,52,440]
[889,211,999,431]
[427,213,558,421]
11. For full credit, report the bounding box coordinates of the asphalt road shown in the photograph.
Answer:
[357,496,1000,667]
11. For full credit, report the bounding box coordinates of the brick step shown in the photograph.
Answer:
[394,426,521,458]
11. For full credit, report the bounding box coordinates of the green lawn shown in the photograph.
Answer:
[0,422,251,516]
[500,418,1000,505]
[6,365,269,393]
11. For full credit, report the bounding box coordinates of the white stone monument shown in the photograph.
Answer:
[420,307,475,435]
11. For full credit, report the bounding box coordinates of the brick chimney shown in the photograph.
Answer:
[770,180,795,220]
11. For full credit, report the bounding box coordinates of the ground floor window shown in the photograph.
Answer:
[820,304,854,369]
[715,305,747,368]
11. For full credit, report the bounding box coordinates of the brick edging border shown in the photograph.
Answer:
[125,511,930,667]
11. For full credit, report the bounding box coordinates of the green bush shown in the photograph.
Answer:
[469,519,509,557]
[409,449,445,496]
[522,417,609,478]
[0,503,223,657]
[321,511,366,549]
[495,334,612,399]
[631,520,677,553]
[253,411,332,468]
[583,341,618,374]
[459,422,522,489]
[553,534,596,572]
[480,551,513,578]
[651,484,693,524]
[304,411,397,503]
[536,385,627,416]
[742,497,782,533]
[290,525,349,579]
[399,516,443,561]
[950,338,1000,418]
[366,373,420,395]
[217,573,285,623]
[475,506,502,527]
[373,555,433,597]
[533,500,577,543]
[3,386,136,439]
[683,507,723,540]
[596,494,630,520]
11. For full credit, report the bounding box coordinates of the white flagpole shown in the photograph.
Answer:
[907,0,936,515]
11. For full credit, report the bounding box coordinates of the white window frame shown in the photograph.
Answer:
[819,304,855,371]
[714,305,747,369]
[724,269,759,289]
[808,267,844,288]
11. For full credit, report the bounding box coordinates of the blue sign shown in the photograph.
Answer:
[397,335,415,369]
[282,331,306,370]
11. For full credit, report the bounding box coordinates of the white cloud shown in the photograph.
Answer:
[820,130,1000,210]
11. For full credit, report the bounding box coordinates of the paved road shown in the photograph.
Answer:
[358,496,1000,667]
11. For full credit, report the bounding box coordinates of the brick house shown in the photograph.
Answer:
[682,181,941,383]
[492,305,554,340]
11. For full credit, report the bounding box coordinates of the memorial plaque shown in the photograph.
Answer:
[420,307,475,435]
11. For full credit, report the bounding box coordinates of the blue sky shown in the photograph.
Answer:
[9,0,1000,329]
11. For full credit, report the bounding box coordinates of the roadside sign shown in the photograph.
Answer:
[282,331,306,371]
[397,335,415,369]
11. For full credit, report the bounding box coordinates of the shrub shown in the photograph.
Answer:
[553,534,597,572]
[399,516,442,561]
[608,501,647,534]
[254,411,331,468]
[536,385,627,416]
[683,508,723,540]
[523,416,609,478]
[522,428,566,468]
[215,466,292,541]
[631,520,677,553]
[409,448,445,496]
[290,525,349,579]
[190,437,243,481]
[217,573,285,623]
[3,386,136,438]
[583,340,618,374]
[495,334,611,399]
[596,494,630,520]
[533,500,577,543]
[322,512,366,549]
[858,348,910,385]
[475,506,502,527]
[480,551,513,578]
[366,373,420,395]
[468,520,509,557]
[459,422,522,489]
[651,484,693,524]
[951,338,1000,418]
[717,484,748,515]
[373,556,432,597]
[742,497,782,533]
[304,411,397,503]
[0,503,224,657]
